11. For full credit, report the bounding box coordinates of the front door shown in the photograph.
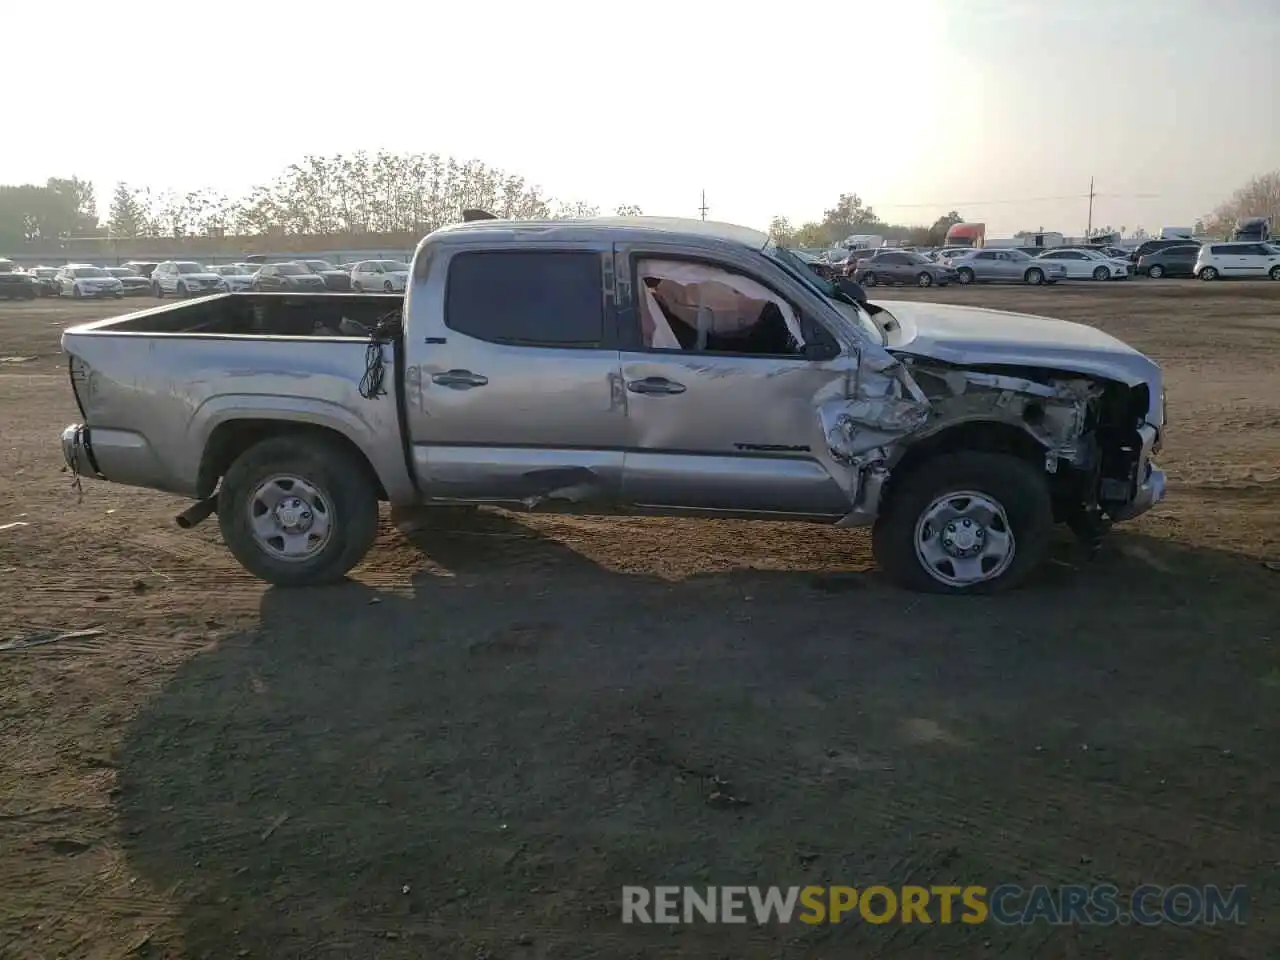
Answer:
[406,244,626,505]
[616,252,854,518]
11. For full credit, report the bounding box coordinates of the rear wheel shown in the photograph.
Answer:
[1270,266,1280,281]
[916,272,933,287]
[1199,266,1218,281]
[1024,268,1044,285]
[1147,264,1165,278]
[217,434,379,587]
[1092,266,1110,281]
[872,452,1052,594]
[957,267,975,285]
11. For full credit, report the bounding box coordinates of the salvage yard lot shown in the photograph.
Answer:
[1,283,1277,958]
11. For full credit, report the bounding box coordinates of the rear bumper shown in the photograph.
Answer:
[61,423,176,492]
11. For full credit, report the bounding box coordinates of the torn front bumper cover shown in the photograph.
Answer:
[1109,423,1166,521]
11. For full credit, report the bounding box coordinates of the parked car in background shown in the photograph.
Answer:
[853,249,957,288]
[207,264,259,291]
[350,259,410,293]
[1128,238,1202,264]
[1194,242,1280,281]
[122,261,159,278]
[0,259,38,299]
[104,267,152,296]
[934,247,976,264]
[790,249,837,281]
[28,266,61,296]
[1034,248,1132,280]
[949,249,1066,285]
[55,264,125,299]
[251,262,328,292]
[151,261,227,297]
[1136,244,1201,278]
[296,259,353,291]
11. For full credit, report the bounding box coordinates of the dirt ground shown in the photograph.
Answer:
[1,281,1277,959]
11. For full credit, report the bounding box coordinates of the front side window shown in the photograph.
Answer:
[445,250,604,347]
[635,259,804,357]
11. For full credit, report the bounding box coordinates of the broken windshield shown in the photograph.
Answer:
[763,241,883,345]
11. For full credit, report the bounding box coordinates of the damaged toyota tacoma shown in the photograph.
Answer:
[58,216,1166,593]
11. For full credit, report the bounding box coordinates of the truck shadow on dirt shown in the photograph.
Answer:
[116,513,1279,958]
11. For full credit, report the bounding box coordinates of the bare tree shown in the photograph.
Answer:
[1204,170,1280,237]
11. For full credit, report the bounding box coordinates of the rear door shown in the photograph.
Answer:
[613,246,854,518]
[406,244,626,504]
[971,250,1000,280]
[1237,243,1270,276]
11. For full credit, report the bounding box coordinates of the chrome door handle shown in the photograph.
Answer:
[627,377,686,395]
[432,369,489,389]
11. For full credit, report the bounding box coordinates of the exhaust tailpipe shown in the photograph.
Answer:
[175,496,218,530]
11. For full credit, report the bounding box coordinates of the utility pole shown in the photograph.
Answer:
[1086,176,1095,239]
[699,190,709,221]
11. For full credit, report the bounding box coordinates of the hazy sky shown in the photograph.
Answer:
[3,0,1276,236]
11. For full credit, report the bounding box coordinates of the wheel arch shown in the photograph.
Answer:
[198,418,387,502]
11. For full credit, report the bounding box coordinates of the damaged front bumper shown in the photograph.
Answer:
[1108,422,1166,521]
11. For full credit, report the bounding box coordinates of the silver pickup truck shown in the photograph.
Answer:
[59,216,1166,593]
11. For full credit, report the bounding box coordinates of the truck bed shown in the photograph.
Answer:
[73,291,403,338]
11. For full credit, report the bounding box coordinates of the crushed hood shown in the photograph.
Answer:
[874,299,1160,387]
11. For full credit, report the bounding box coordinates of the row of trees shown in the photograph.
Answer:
[767,194,965,249]
[0,151,635,248]
[3,156,1278,249]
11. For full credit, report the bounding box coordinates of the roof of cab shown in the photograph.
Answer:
[430,215,770,251]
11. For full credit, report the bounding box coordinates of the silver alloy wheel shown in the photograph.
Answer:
[917,272,933,287]
[914,490,1015,587]
[247,474,334,561]
[1148,265,1164,278]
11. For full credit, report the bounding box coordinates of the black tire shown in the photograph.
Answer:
[1024,268,1044,286]
[383,280,394,293]
[217,434,379,587]
[72,285,82,299]
[1270,266,1280,281]
[872,452,1053,595]
[153,283,163,298]
[177,281,188,296]
[1092,266,1110,281]
[1147,264,1165,279]
[1199,266,1218,281]
[957,267,975,285]
[916,272,933,287]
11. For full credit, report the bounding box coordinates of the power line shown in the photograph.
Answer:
[874,192,1161,209]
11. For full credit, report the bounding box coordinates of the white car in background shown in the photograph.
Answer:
[350,259,410,293]
[1035,248,1132,280]
[55,264,125,299]
[1194,241,1280,281]
[151,261,228,297]
[208,263,258,291]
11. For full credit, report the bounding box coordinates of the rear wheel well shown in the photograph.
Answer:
[198,420,386,501]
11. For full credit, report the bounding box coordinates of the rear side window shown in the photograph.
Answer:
[446,251,603,347]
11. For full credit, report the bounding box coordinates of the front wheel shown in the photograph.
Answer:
[1147,264,1165,279]
[1092,266,1110,281]
[861,272,877,287]
[1024,268,1044,285]
[872,452,1052,594]
[383,280,394,293]
[217,434,379,587]
[72,285,82,299]
[1199,266,1218,281]
[956,268,975,285]
[176,281,188,296]
[916,272,933,287]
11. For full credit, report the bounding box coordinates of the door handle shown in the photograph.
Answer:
[432,369,489,389]
[627,377,686,395]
